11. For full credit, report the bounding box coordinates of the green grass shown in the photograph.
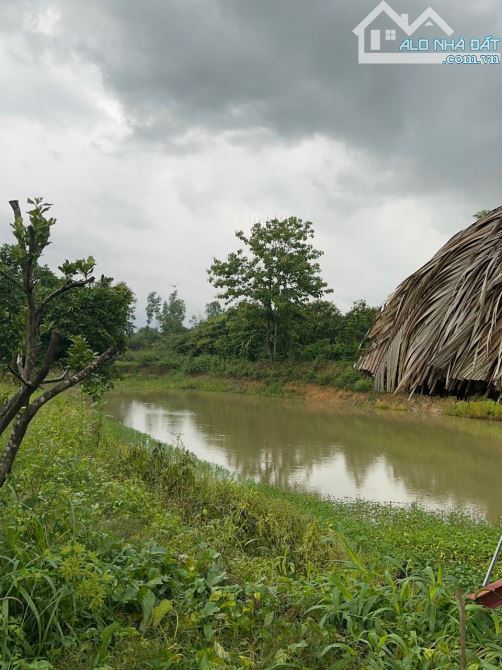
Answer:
[116,369,282,396]
[116,351,375,394]
[1,391,502,668]
[446,399,502,420]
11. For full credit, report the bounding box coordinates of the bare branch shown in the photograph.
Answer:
[39,277,95,312]
[0,387,32,436]
[7,363,30,386]
[0,405,37,487]
[2,331,61,431]
[30,344,119,413]
[42,369,70,384]
[9,200,21,220]
[31,330,61,387]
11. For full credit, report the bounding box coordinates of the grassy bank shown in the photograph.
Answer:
[1,391,502,668]
[115,348,502,420]
[116,352,374,394]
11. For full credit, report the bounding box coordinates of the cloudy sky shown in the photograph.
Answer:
[1,0,501,322]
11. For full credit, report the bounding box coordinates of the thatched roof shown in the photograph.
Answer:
[357,207,502,395]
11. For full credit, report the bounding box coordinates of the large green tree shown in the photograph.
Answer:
[208,217,331,360]
[159,288,186,335]
[0,198,134,487]
[145,291,162,327]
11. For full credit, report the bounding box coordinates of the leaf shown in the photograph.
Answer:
[203,623,214,640]
[139,588,156,632]
[152,599,173,626]
[200,601,220,618]
[93,622,121,666]
[214,640,228,659]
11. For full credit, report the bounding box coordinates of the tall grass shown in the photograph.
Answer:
[447,399,502,420]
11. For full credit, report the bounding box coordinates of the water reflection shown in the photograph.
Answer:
[106,390,502,520]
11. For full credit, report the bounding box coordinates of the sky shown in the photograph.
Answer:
[0,0,501,323]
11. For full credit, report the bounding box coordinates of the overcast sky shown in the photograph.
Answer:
[1,1,501,322]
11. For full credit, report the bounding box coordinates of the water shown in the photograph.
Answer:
[106,389,502,520]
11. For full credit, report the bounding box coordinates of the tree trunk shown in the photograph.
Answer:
[273,318,278,362]
[0,387,32,437]
[265,309,273,361]
[0,407,35,487]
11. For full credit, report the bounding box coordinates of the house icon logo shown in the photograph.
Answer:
[353,1,454,64]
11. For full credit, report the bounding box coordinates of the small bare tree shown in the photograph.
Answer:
[0,198,120,488]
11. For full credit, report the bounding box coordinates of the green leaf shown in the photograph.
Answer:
[139,587,156,632]
[200,601,220,618]
[152,599,173,626]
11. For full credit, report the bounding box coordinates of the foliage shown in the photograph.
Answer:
[159,288,186,335]
[117,356,374,394]
[50,279,135,358]
[144,289,186,335]
[130,218,377,374]
[0,392,501,668]
[145,291,162,327]
[129,297,377,373]
[205,300,223,319]
[208,217,332,360]
[0,244,58,365]
[0,255,134,370]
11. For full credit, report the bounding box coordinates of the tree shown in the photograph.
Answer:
[205,300,223,319]
[159,288,186,335]
[145,291,162,327]
[0,244,60,365]
[0,198,133,488]
[474,210,491,220]
[208,217,331,360]
[339,300,378,360]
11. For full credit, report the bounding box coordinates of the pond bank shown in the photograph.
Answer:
[115,371,502,421]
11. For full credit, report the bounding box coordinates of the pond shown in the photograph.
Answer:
[106,389,502,520]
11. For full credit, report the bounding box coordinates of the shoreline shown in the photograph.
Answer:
[114,371,502,421]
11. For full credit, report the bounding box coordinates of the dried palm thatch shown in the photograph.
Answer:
[357,207,502,395]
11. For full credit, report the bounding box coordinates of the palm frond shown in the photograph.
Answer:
[357,208,502,394]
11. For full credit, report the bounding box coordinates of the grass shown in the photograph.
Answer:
[116,352,375,395]
[446,399,502,420]
[374,400,408,412]
[0,389,502,668]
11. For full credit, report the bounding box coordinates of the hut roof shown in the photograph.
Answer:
[356,207,502,394]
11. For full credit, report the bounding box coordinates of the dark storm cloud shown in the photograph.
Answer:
[0,0,501,319]
[26,0,500,203]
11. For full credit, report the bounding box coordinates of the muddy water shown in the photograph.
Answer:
[106,389,502,520]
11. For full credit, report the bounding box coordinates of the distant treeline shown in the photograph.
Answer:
[131,297,377,364]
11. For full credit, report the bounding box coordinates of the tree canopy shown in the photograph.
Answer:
[208,217,332,359]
